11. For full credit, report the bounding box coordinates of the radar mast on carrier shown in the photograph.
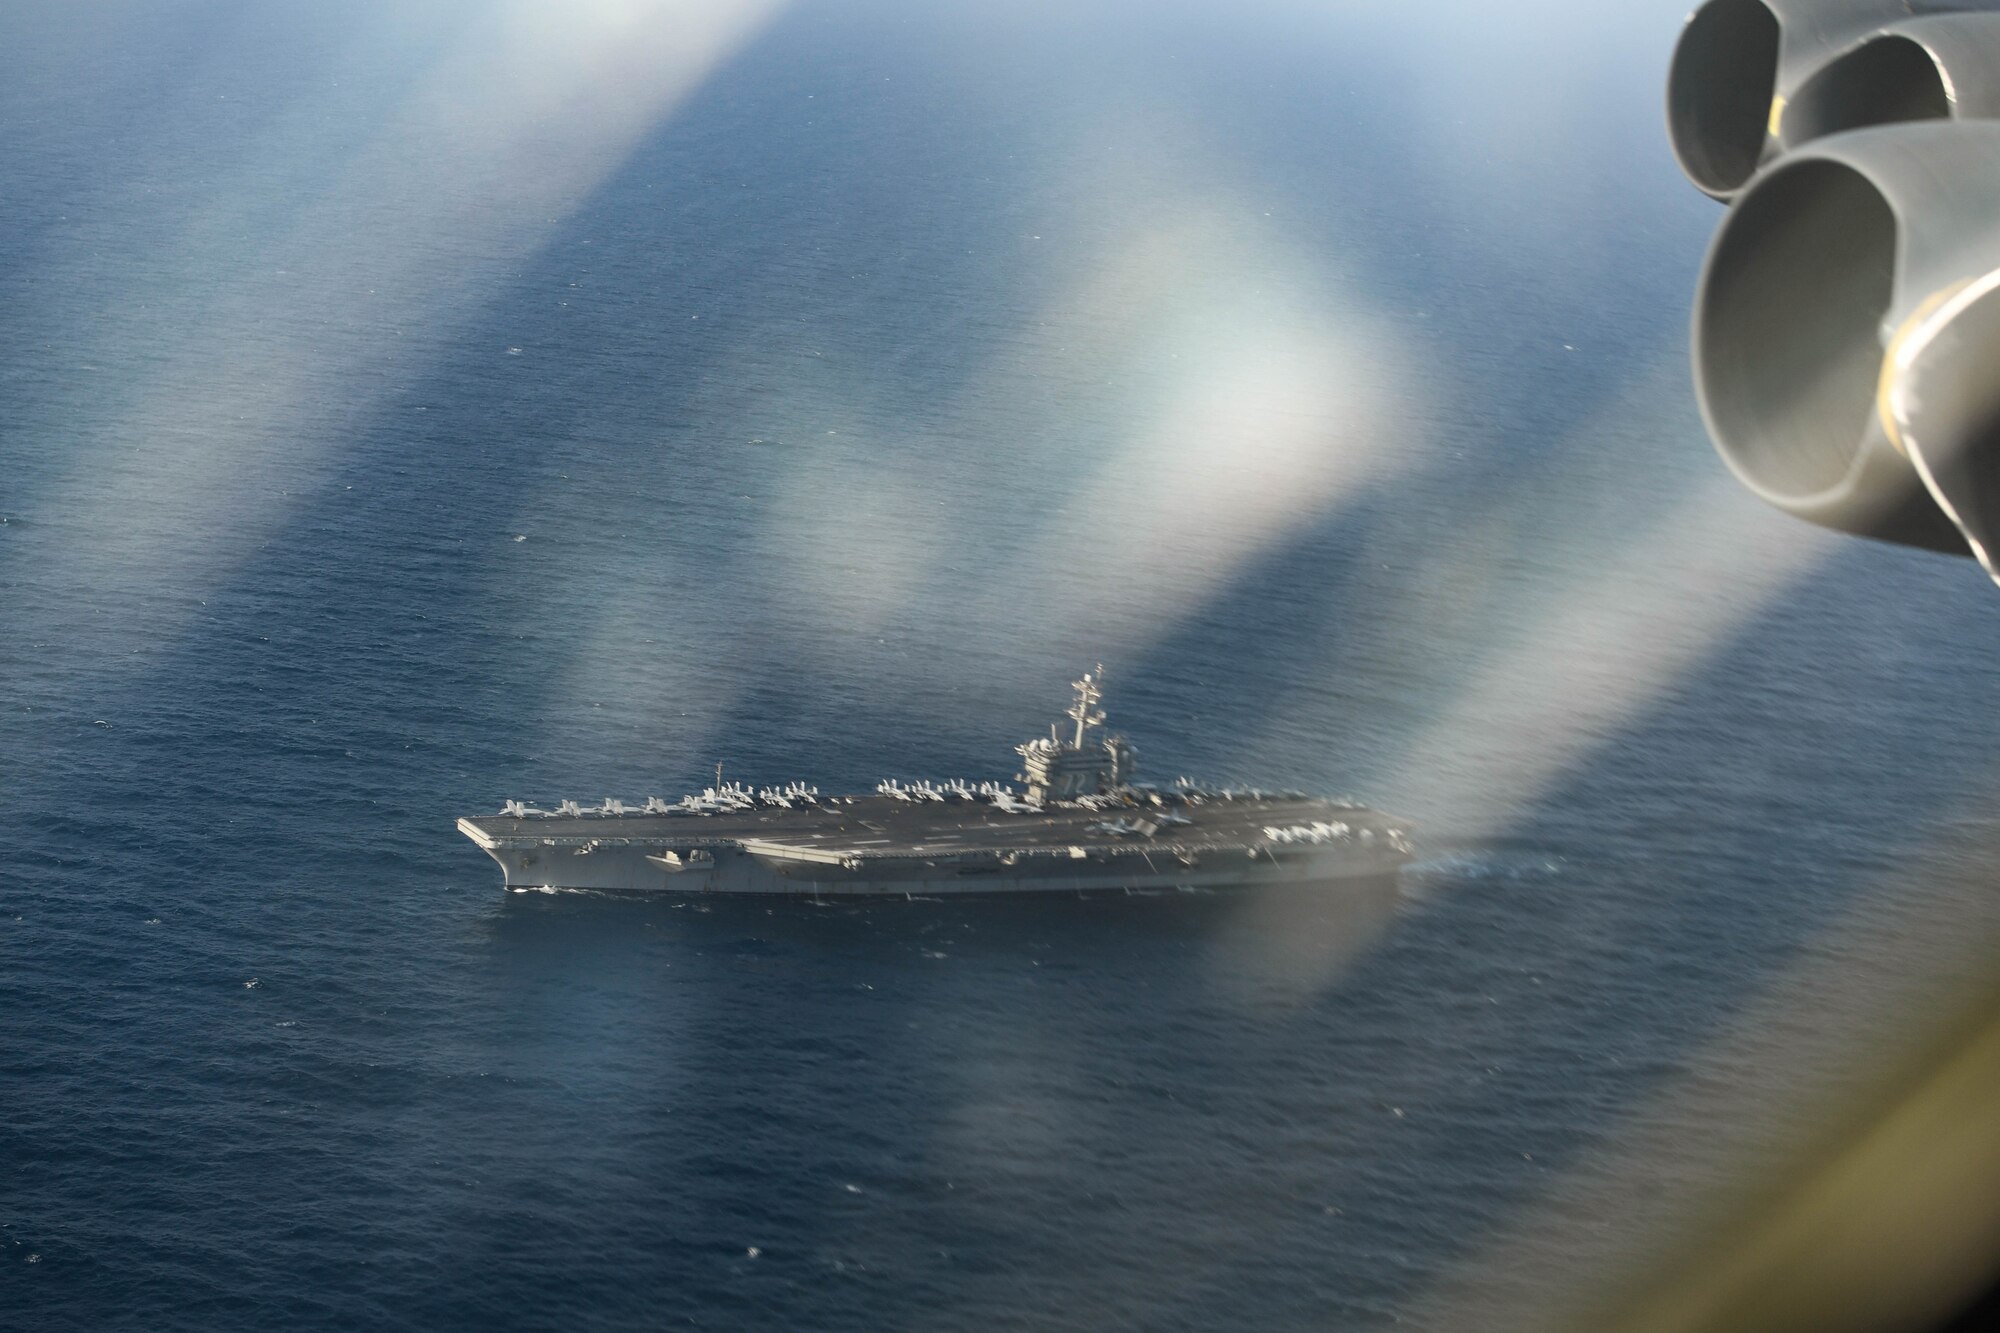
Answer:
[1017,666,1134,803]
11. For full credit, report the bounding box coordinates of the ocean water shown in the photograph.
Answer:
[7,2,2000,1328]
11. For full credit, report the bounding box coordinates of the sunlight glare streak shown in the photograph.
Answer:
[1008,220,1412,644]
[16,0,784,680]
[750,201,1417,682]
[1213,350,1838,1000]
[1375,485,1832,847]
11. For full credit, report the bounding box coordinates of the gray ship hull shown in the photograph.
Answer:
[458,794,1412,897]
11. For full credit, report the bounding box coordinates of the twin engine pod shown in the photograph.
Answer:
[1669,0,2000,578]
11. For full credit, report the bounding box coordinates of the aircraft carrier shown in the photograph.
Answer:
[457,670,1412,896]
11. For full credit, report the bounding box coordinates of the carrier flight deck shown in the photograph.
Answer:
[458,670,1412,896]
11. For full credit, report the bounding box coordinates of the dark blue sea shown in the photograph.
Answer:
[6,2,2000,1328]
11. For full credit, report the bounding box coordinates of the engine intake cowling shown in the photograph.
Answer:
[1668,1,1998,202]
[1694,123,2000,566]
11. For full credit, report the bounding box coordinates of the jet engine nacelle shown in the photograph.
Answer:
[1695,123,2000,567]
[1668,0,2000,202]
[1670,0,2000,578]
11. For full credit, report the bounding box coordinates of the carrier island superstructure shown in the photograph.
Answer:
[457,670,1412,896]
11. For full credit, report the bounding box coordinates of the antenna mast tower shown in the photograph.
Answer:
[1068,666,1106,747]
